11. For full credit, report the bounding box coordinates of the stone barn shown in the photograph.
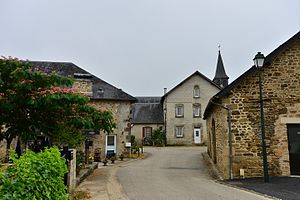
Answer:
[204,31,300,179]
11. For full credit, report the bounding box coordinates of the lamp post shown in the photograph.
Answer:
[253,52,269,183]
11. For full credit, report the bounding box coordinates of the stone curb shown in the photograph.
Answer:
[76,162,98,186]
[201,152,223,180]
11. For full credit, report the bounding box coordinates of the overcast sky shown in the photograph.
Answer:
[1,1,299,96]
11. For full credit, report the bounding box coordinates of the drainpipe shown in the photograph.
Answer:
[210,99,233,180]
[163,88,167,146]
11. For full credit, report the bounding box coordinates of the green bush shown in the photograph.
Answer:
[0,147,68,200]
[153,128,166,146]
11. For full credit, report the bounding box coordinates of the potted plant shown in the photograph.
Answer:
[88,153,94,164]
[102,157,108,166]
[119,153,124,161]
[110,156,116,164]
[76,163,83,175]
[93,148,101,162]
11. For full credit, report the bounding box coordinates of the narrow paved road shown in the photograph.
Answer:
[117,147,271,200]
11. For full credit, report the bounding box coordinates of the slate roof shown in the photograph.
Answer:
[161,70,221,103]
[213,51,229,79]
[131,97,164,124]
[135,97,161,104]
[28,61,136,102]
[203,31,300,119]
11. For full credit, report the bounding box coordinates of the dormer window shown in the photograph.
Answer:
[73,78,93,97]
[193,85,200,98]
[97,88,104,94]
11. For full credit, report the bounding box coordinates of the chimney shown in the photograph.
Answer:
[164,88,167,95]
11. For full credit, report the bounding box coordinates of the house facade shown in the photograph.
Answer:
[31,61,136,158]
[131,97,164,145]
[204,31,300,179]
[162,71,221,145]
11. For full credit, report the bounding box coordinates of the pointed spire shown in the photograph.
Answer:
[213,47,229,88]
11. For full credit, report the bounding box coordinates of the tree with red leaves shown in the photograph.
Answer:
[0,57,115,158]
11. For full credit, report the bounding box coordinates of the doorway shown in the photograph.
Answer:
[143,127,153,146]
[106,135,116,157]
[194,128,201,144]
[287,124,300,175]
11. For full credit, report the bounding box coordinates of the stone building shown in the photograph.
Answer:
[131,97,164,145]
[30,61,136,158]
[162,69,221,145]
[204,31,300,179]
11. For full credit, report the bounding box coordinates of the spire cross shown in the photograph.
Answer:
[218,44,221,51]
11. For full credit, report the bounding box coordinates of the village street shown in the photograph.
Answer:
[117,147,271,200]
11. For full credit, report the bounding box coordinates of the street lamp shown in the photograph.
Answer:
[253,52,269,183]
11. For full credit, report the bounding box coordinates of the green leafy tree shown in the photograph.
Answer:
[0,57,115,156]
[0,147,68,200]
[153,128,166,146]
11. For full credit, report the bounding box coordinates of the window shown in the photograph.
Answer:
[107,135,115,146]
[175,126,184,138]
[193,104,201,117]
[143,127,152,139]
[175,104,184,117]
[193,85,200,98]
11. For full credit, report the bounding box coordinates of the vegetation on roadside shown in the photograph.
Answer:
[130,135,143,157]
[152,128,166,146]
[0,147,68,199]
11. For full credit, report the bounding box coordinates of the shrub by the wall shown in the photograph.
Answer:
[153,128,166,146]
[0,147,68,200]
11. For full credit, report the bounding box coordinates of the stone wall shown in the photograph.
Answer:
[87,100,132,158]
[72,77,132,158]
[164,74,220,145]
[206,35,300,179]
[72,79,93,96]
[206,105,230,178]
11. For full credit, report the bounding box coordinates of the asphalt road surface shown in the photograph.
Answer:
[117,147,271,200]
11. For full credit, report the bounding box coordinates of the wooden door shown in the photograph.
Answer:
[287,124,300,175]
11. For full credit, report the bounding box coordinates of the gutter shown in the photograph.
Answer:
[209,99,233,180]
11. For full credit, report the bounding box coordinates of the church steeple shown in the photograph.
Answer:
[213,48,229,88]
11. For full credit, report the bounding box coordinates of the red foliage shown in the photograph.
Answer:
[36,86,79,96]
